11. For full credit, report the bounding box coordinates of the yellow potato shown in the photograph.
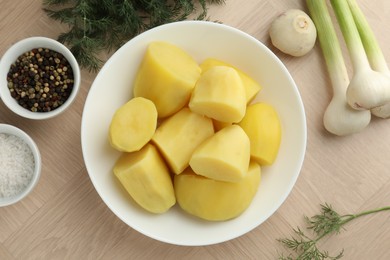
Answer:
[189,66,246,123]
[109,97,157,152]
[133,41,201,118]
[238,102,282,165]
[189,125,250,183]
[174,161,261,221]
[152,107,214,174]
[200,58,262,103]
[113,143,176,214]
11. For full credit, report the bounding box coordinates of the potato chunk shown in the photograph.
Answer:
[200,58,262,103]
[152,107,214,174]
[109,97,157,152]
[174,161,261,221]
[113,143,176,214]
[189,66,246,123]
[238,102,282,165]
[133,41,201,118]
[189,125,250,183]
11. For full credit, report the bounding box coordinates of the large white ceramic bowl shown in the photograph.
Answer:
[0,37,80,120]
[81,21,307,246]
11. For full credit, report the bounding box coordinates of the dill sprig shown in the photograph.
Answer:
[43,0,225,72]
[278,203,390,260]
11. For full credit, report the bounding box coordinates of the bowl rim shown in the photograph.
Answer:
[0,123,42,207]
[0,36,81,120]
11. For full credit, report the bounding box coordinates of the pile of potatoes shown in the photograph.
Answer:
[109,41,282,221]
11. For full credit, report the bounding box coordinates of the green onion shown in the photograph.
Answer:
[330,0,369,72]
[306,0,370,135]
[330,0,390,110]
[347,0,389,75]
[346,0,390,118]
[306,0,348,93]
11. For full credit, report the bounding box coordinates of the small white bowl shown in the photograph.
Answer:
[0,37,80,120]
[0,124,41,207]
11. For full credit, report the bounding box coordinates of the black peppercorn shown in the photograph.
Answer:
[6,48,74,112]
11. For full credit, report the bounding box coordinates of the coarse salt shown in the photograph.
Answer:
[0,133,35,198]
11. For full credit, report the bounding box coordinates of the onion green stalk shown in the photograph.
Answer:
[346,0,390,118]
[347,0,389,74]
[306,0,370,135]
[330,0,390,110]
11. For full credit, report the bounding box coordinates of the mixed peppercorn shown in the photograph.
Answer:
[7,48,74,112]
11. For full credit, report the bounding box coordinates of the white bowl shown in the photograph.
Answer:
[81,21,307,246]
[0,124,42,207]
[0,37,80,120]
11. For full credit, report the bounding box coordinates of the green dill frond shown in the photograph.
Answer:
[85,17,112,37]
[43,0,226,72]
[70,36,104,72]
[42,0,74,5]
[57,27,83,45]
[278,236,303,252]
[306,203,343,236]
[277,203,390,259]
[43,7,76,24]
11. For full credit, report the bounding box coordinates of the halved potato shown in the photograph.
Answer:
[109,97,157,152]
[174,161,261,221]
[200,58,262,103]
[133,41,201,118]
[238,102,282,165]
[152,107,214,174]
[113,143,176,214]
[189,66,246,123]
[189,125,250,183]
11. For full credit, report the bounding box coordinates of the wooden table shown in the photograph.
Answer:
[1,1,390,259]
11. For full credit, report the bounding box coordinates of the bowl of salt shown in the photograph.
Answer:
[0,123,41,207]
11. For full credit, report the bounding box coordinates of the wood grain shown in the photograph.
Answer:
[1,0,390,259]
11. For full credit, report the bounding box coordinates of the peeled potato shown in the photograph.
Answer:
[189,125,250,183]
[238,102,282,165]
[174,161,261,221]
[133,41,201,118]
[152,107,214,174]
[113,143,176,214]
[189,66,246,123]
[109,97,157,152]
[200,58,262,103]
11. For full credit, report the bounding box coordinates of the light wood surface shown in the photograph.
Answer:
[1,0,390,259]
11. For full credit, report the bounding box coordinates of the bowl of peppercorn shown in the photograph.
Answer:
[0,37,80,120]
